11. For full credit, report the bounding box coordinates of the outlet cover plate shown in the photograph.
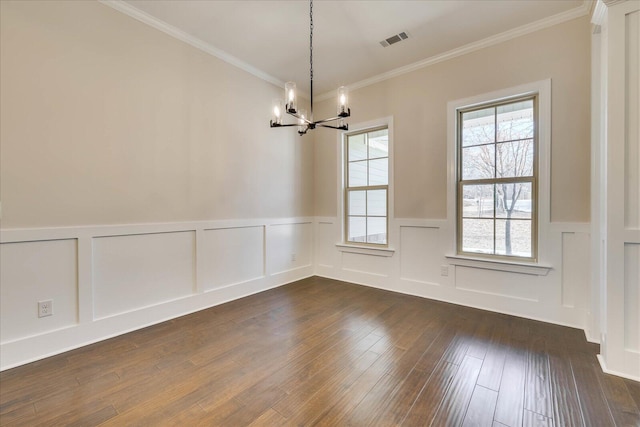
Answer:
[38,300,53,318]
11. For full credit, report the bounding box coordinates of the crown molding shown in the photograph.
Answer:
[98,0,287,91]
[592,0,607,25]
[316,0,593,101]
[100,0,590,103]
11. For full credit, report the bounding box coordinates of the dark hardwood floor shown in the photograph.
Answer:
[1,276,639,426]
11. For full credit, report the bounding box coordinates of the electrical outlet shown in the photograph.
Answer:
[38,300,53,318]
[291,253,297,262]
[440,265,449,277]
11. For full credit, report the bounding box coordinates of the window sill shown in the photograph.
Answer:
[445,255,552,276]
[336,243,395,257]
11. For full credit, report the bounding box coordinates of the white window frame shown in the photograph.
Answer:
[337,116,395,256]
[446,80,552,275]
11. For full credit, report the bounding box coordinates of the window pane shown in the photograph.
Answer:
[367,217,387,244]
[462,184,494,218]
[348,217,366,243]
[462,145,495,180]
[367,190,386,216]
[348,191,366,216]
[368,130,388,158]
[497,100,534,142]
[496,219,532,257]
[369,158,388,185]
[496,140,534,178]
[462,219,494,254]
[349,161,367,187]
[348,133,367,161]
[345,126,389,247]
[496,182,532,219]
[458,97,536,260]
[462,107,495,146]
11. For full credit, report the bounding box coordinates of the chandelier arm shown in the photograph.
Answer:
[270,123,299,128]
[312,115,351,125]
[319,124,349,130]
[287,111,313,124]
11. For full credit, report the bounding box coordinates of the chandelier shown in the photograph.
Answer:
[270,0,350,135]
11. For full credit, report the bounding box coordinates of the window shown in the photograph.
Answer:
[457,96,537,260]
[345,127,389,245]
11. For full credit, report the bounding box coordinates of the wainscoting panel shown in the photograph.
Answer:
[315,220,336,269]
[454,266,538,302]
[92,231,196,319]
[399,226,440,285]
[268,222,313,276]
[0,239,78,344]
[624,243,640,352]
[201,226,264,291]
[315,217,589,332]
[342,252,391,277]
[0,217,314,370]
[561,232,590,308]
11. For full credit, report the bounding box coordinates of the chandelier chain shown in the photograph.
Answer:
[310,0,313,83]
[309,0,313,116]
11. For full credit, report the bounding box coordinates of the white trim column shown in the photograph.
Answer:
[593,0,640,381]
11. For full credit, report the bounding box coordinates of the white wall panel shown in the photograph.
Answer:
[316,221,336,268]
[562,232,590,308]
[624,243,640,352]
[92,231,196,319]
[455,266,539,302]
[399,226,440,285]
[201,226,264,291]
[342,252,391,277]
[269,222,313,275]
[625,10,640,230]
[0,240,78,343]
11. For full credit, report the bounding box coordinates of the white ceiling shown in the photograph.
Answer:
[120,0,589,96]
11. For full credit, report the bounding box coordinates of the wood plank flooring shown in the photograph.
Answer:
[1,276,639,426]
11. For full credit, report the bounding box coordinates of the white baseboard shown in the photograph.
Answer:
[597,354,640,382]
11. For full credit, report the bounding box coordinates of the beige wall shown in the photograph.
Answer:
[0,1,313,228]
[314,16,591,222]
[0,1,590,228]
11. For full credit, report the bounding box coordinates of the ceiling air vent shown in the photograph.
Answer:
[380,31,410,48]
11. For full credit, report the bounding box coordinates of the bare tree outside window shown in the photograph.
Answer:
[458,98,536,259]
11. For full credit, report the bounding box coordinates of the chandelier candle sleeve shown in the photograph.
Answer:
[285,82,297,113]
[272,99,284,125]
[298,109,308,133]
[338,86,349,115]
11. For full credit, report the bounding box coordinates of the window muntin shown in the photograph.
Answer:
[345,127,389,245]
[458,97,537,260]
